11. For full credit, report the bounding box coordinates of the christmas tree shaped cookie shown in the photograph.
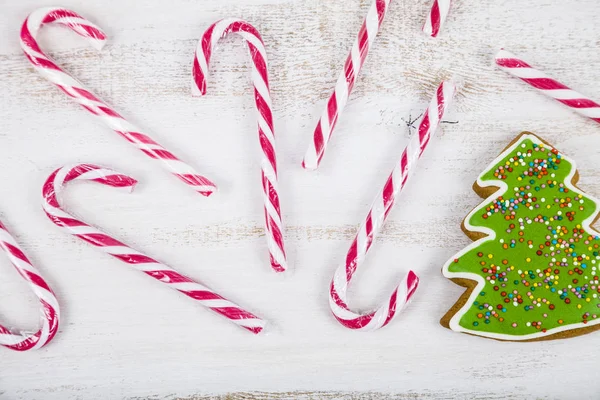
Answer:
[442,132,600,341]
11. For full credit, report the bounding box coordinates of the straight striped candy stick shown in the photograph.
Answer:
[303,0,392,170]
[0,221,60,351]
[42,164,265,334]
[21,7,217,196]
[193,18,287,273]
[329,81,456,330]
[495,49,600,123]
[422,0,452,38]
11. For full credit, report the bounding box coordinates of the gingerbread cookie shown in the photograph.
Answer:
[442,132,600,341]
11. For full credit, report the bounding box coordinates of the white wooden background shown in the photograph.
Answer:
[1,0,600,399]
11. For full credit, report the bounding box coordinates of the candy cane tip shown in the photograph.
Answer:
[90,39,106,52]
[301,158,318,171]
[397,272,420,306]
[406,269,419,279]
[271,260,287,273]
[190,81,207,97]
[122,181,137,194]
[494,49,514,63]
[422,20,436,38]
[238,318,268,335]
[405,270,420,292]
[422,26,438,38]
[198,187,217,197]
[254,320,283,336]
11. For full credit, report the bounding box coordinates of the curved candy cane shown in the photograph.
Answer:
[329,81,456,330]
[422,0,452,38]
[0,221,59,351]
[495,49,600,123]
[192,19,287,273]
[42,164,265,334]
[303,0,392,170]
[21,7,217,196]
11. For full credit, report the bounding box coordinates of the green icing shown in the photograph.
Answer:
[447,135,600,337]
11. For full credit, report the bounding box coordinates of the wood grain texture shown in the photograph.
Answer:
[1,0,600,399]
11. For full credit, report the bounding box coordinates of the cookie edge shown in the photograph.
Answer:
[440,131,600,342]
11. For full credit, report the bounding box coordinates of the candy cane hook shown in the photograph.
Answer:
[0,221,60,351]
[192,18,287,273]
[21,7,217,196]
[42,164,265,334]
[329,81,456,330]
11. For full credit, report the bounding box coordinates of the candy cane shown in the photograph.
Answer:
[329,81,456,330]
[0,221,59,351]
[495,49,600,123]
[422,0,452,38]
[42,164,264,334]
[192,19,287,273]
[21,7,217,196]
[303,0,392,170]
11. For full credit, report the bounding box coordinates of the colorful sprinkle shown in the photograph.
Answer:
[448,136,600,338]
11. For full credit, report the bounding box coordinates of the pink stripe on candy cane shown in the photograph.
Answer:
[21,7,217,196]
[329,81,456,330]
[422,0,452,38]
[0,222,60,351]
[495,49,600,123]
[42,164,265,334]
[303,0,391,170]
[192,19,287,273]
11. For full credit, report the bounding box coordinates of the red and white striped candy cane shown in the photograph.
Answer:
[192,19,287,273]
[329,81,456,330]
[495,49,600,123]
[42,164,265,334]
[303,0,392,170]
[422,0,452,38]
[0,221,59,351]
[21,7,217,196]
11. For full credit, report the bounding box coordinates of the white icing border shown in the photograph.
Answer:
[442,133,600,341]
